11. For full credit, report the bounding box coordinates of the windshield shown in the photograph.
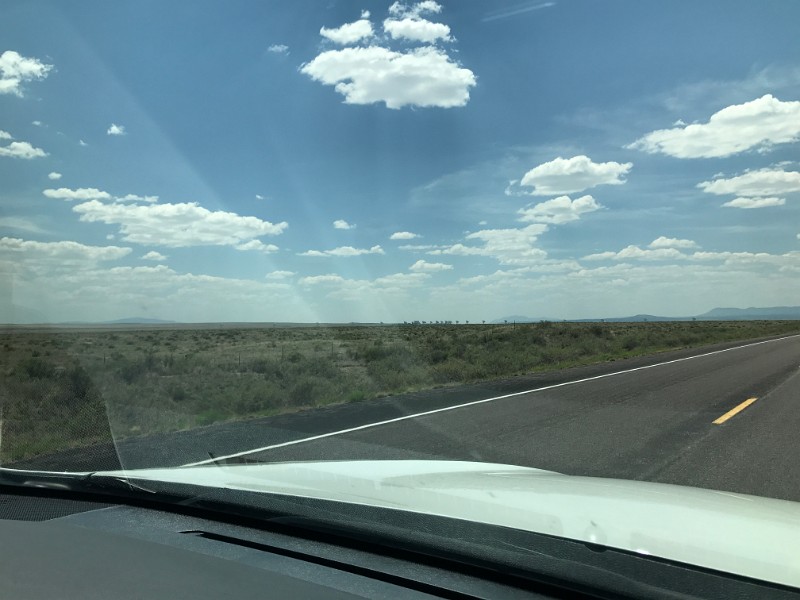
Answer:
[2,0,800,589]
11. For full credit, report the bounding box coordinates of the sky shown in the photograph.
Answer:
[1,0,799,323]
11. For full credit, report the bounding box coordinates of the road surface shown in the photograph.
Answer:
[12,334,800,501]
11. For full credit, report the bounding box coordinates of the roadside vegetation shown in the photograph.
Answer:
[2,320,799,462]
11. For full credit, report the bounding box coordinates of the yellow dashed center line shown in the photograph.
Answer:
[713,397,758,425]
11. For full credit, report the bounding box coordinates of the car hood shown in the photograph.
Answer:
[102,460,800,588]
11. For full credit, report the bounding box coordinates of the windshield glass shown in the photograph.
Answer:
[2,0,800,587]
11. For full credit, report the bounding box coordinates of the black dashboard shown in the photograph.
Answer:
[1,490,798,599]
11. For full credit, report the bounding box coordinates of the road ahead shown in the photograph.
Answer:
[15,334,800,501]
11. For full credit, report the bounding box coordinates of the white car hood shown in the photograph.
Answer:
[102,460,800,588]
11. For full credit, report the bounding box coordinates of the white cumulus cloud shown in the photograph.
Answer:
[518,155,632,196]
[721,196,786,209]
[107,123,126,136]
[43,187,113,201]
[265,270,295,280]
[299,274,346,285]
[333,219,356,230]
[300,245,384,257]
[383,17,451,43]
[234,239,279,253]
[583,245,687,261]
[0,130,47,160]
[517,195,602,224]
[320,17,374,44]
[649,236,699,249]
[267,44,289,54]
[0,140,47,159]
[390,231,421,240]
[302,1,475,112]
[301,46,475,109]
[47,171,62,180]
[141,251,167,261]
[0,236,131,263]
[409,259,453,272]
[44,187,159,203]
[628,95,800,158]
[72,200,287,248]
[389,1,443,18]
[0,51,53,96]
[697,168,800,197]
[431,224,549,266]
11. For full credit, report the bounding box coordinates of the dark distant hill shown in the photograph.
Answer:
[696,306,800,320]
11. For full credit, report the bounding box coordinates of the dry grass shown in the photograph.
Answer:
[2,320,798,462]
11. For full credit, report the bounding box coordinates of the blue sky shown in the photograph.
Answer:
[1,0,799,323]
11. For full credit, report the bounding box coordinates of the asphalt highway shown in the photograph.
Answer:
[13,334,800,501]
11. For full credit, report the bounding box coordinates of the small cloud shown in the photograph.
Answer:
[333,219,356,230]
[478,220,488,226]
[390,231,420,240]
[517,155,632,196]
[721,196,786,209]
[107,123,126,136]
[698,168,800,197]
[517,195,602,224]
[389,1,443,18]
[0,51,53,96]
[141,250,167,261]
[628,95,800,159]
[320,16,374,44]
[265,270,295,279]
[300,245,384,257]
[409,259,453,272]
[649,236,699,249]
[234,239,279,253]
[47,171,62,180]
[383,9,452,44]
[0,140,48,159]
[116,193,159,203]
[299,274,346,285]
[0,130,12,139]
[267,44,289,55]
[583,245,686,261]
[44,187,112,201]
[255,194,265,200]
[79,139,88,147]
[44,187,160,203]
[31,120,44,127]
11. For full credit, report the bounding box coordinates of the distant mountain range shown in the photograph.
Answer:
[52,317,178,326]
[494,306,800,323]
[106,317,177,324]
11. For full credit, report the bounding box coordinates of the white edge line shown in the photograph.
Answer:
[181,334,800,467]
